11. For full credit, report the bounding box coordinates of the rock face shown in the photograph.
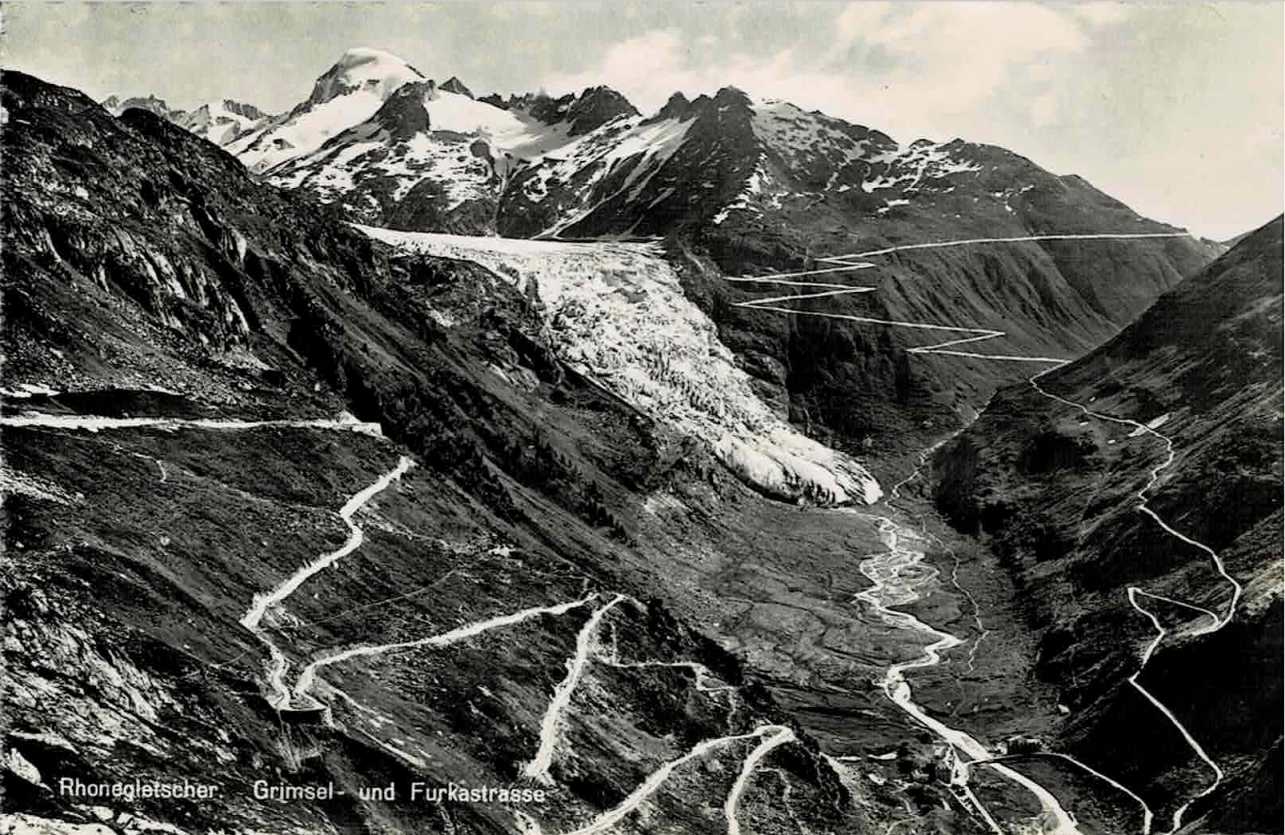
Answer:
[102,93,181,119]
[3,69,1013,835]
[498,85,765,240]
[934,216,1283,832]
[439,76,473,98]
[483,86,640,136]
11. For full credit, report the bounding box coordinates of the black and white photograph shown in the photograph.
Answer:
[1,2,1282,833]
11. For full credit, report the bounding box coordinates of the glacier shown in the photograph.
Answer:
[358,226,883,506]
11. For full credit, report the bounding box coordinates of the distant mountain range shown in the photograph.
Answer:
[102,93,272,146]
[101,47,1214,461]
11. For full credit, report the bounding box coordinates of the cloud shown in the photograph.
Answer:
[544,30,691,108]
[541,4,1097,143]
[831,3,1087,116]
[1070,2,1133,27]
[533,2,1280,238]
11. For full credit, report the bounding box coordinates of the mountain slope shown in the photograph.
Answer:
[2,69,1032,835]
[357,226,881,506]
[933,216,1283,832]
[261,70,642,235]
[264,79,581,234]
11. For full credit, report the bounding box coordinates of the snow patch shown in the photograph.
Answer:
[862,140,982,194]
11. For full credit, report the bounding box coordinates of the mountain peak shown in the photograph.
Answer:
[307,47,426,106]
[334,46,414,70]
[563,85,638,135]
[219,99,268,121]
[472,86,637,135]
[439,76,474,99]
[713,86,752,106]
[657,92,693,121]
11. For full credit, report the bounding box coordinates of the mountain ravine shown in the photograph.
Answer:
[933,216,1283,834]
[1,41,1280,835]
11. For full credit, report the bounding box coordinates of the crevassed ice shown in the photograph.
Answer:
[359,226,883,505]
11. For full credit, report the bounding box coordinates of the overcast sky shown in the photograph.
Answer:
[5,1,1281,239]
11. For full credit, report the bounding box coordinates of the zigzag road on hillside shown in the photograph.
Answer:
[557,724,797,835]
[726,231,1240,834]
[240,455,415,709]
[524,593,634,784]
[727,232,1192,362]
[291,594,601,710]
[1028,368,1243,834]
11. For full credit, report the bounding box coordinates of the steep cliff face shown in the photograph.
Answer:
[934,217,1283,832]
[3,71,1003,835]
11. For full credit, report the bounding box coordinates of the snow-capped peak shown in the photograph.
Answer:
[227,47,429,173]
[307,47,426,106]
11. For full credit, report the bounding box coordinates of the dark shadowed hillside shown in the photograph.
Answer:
[934,216,1283,833]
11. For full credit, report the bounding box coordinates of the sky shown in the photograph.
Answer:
[4,1,1281,239]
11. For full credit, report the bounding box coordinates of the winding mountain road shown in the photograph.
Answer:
[524,593,633,784]
[1028,368,1242,833]
[559,724,797,835]
[291,594,600,709]
[240,455,414,708]
[726,232,1191,362]
[0,412,386,435]
[725,231,1239,834]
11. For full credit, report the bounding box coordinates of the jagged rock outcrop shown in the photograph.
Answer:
[373,80,435,139]
[439,75,473,98]
[102,93,181,119]
[484,86,639,135]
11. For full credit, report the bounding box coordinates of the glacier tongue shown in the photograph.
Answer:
[357,226,883,506]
